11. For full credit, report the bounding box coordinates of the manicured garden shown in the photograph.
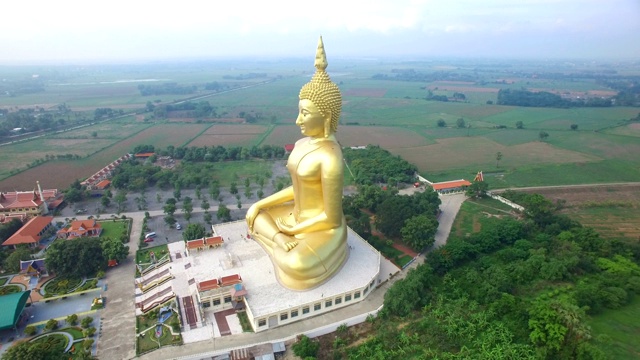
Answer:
[0,284,21,295]
[136,310,182,355]
[136,244,169,264]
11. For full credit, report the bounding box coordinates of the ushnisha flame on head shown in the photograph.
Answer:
[299,36,342,136]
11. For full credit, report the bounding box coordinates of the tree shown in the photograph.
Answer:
[101,195,110,208]
[81,316,93,328]
[456,118,466,128]
[46,238,106,278]
[516,120,524,129]
[4,246,32,273]
[65,188,83,203]
[466,180,489,198]
[163,199,177,216]
[539,131,549,142]
[182,196,193,222]
[66,314,78,325]
[230,182,238,195]
[164,215,176,227]
[437,119,446,127]
[91,131,97,138]
[183,223,206,241]
[201,199,210,212]
[570,124,578,130]
[401,214,439,251]
[101,237,129,263]
[45,319,59,331]
[209,181,220,200]
[173,185,182,201]
[114,190,127,214]
[204,211,212,224]
[217,204,231,222]
[496,151,503,168]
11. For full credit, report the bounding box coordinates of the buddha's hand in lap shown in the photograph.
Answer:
[275,217,299,252]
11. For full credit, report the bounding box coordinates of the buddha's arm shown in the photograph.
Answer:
[277,153,343,235]
[246,186,294,230]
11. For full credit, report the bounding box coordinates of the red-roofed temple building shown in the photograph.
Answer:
[2,216,54,249]
[0,182,61,217]
[431,179,472,194]
[57,219,102,239]
[196,274,246,311]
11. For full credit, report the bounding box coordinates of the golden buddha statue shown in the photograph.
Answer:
[246,37,348,290]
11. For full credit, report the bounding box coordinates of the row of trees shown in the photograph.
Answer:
[497,88,613,108]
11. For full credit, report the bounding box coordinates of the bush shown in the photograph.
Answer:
[84,327,96,337]
[81,316,93,329]
[83,338,94,350]
[66,314,78,325]
[96,270,105,279]
[24,325,37,336]
[45,319,58,331]
[292,335,319,358]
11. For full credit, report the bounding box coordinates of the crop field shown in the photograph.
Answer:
[1,59,639,190]
[336,126,435,148]
[393,136,598,172]
[0,123,209,189]
[187,124,268,147]
[512,184,640,243]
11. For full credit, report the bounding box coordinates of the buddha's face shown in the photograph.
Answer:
[296,99,328,138]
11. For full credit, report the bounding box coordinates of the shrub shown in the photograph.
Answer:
[84,327,96,337]
[83,338,94,350]
[96,270,105,279]
[66,314,78,325]
[292,335,319,358]
[45,319,58,331]
[81,316,93,329]
[24,325,37,336]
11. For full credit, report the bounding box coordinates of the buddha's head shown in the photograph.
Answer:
[299,36,342,137]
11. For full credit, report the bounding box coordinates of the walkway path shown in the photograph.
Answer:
[95,213,143,360]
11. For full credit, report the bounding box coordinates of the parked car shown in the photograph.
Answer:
[144,237,154,243]
[176,223,182,230]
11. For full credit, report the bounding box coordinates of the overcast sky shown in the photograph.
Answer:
[1,0,639,64]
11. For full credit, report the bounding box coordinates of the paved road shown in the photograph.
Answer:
[96,212,143,360]
[492,181,640,193]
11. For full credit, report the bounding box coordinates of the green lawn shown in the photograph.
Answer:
[448,197,516,242]
[589,297,640,360]
[0,277,8,286]
[99,219,129,239]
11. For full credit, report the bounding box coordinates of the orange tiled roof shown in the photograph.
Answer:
[186,239,205,249]
[198,279,219,291]
[2,216,53,246]
[431,179,472,191]
[95,180,111,189]
[204,236,223,246]
[220,274,242,286]
[0,189,57,210]
[135,152,155,158]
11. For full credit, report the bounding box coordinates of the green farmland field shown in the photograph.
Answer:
[1,59,639,190]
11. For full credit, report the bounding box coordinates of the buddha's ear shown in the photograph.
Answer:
[324,110,332,138]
